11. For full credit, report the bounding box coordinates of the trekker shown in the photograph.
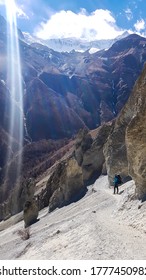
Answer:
[113,174,122,194]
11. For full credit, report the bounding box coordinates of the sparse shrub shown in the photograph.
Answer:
[17,228,30,240]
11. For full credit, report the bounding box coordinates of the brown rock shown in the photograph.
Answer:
[75,124,114,185]
[104,63,146,199]
[103,83,136,184]
[23,198,38,228]
[74,128,93,166]
[47,156,84,212]
[126,64,146,199]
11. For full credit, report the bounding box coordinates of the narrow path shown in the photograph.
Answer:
[0,176,146,259]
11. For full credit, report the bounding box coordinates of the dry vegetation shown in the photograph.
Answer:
[17,228,30,240]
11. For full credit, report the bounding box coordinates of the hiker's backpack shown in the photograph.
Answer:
[114,175,118,184]
[117,175,122,184]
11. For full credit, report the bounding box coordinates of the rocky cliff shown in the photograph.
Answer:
[104,63,146,200]
[36,63,146,213]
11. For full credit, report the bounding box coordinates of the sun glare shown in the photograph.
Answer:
[4,0,24,196]
[5,0,17,19]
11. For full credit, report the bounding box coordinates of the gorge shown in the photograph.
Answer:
[0,10,146,224]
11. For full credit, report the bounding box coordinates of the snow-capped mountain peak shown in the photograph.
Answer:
[23,31,131,53]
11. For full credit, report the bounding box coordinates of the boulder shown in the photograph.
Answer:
[23,198,38,228]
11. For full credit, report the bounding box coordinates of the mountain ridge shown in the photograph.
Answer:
[23,31,130,53]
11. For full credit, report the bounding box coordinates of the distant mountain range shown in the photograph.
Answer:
[0,12,146,146]
[23,31,130,53]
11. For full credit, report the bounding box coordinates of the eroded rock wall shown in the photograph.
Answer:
[125,64,146,199]
[104,63,146,199]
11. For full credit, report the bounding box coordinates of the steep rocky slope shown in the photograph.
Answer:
[0,14,146,142]
[1,13,146,219]
[35,63,146,213]
[22,34,146,138]
[0,138,74,220]
[104,63,146,200]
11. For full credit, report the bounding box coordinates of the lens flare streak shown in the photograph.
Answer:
[5,0,23,183]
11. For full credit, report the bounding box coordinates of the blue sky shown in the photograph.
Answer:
[0,0,146,40]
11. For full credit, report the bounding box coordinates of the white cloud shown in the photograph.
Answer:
[35,9,124,41]
[15,6,29,19]
[134,19,145,32]
[125,8,133,21]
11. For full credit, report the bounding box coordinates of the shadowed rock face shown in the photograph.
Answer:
[125,64,146,199]
[23,199,38,228]
[74,124,114,185]
[1,23,146,143]
[103,63,146,199]
[24,78,87,140]
[103,119,130,185]
[0,137,73,219]
[0,80,23,169]
[20,33,146,141]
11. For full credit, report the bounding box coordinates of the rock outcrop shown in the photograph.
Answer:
[23,198,38,228]
[46,156,84,212]
[22,178,39,228]
[74,124,114,185]
[0,138,74,220]
[37,124,114,214]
